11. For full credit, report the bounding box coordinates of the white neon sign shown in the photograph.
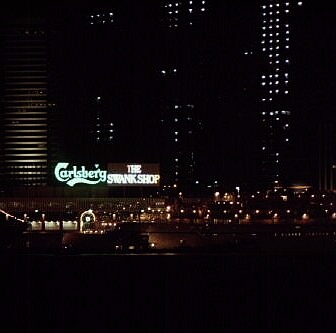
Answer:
[54,163,107,186]
[54,162,160,187]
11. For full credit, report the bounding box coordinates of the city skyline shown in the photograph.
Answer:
[0,1,335,194]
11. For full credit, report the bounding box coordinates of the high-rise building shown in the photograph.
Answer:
[85,7,116,163]
[0,15,50,187]
[56,2,159,166]
[257,1,335,191]
[258,1,305,189]
[159,0,209,193]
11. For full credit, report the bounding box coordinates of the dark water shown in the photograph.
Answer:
[2,252,336,332]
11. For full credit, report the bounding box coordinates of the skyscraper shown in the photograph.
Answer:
[257,1,335,191]
[159,0,209,193]
[258,1,303,189]
[0,14,50,187]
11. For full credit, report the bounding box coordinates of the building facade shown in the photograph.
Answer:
[258,1,304,189]
[0,16,50,187]
[159,0,210,193]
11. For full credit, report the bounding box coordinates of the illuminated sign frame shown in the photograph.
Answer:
[54,162,160,187]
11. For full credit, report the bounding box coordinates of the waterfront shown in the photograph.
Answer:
[2,192,336,331]
[2,221,336,256]
[2,250,336,332]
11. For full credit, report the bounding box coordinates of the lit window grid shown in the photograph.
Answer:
[88,11,114,25]
[163,0,207,27]
[260,2,291,99]
[259,1,295,185]
[3,30,48,185]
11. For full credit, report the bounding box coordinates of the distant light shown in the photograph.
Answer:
[297,2,303,5]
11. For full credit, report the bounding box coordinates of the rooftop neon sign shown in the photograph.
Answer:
[54,162,160,187]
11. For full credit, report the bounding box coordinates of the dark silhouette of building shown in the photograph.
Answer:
[0,14,50,186]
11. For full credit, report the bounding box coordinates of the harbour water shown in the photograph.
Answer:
[2,247,336,332]
[3,214,336,331]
